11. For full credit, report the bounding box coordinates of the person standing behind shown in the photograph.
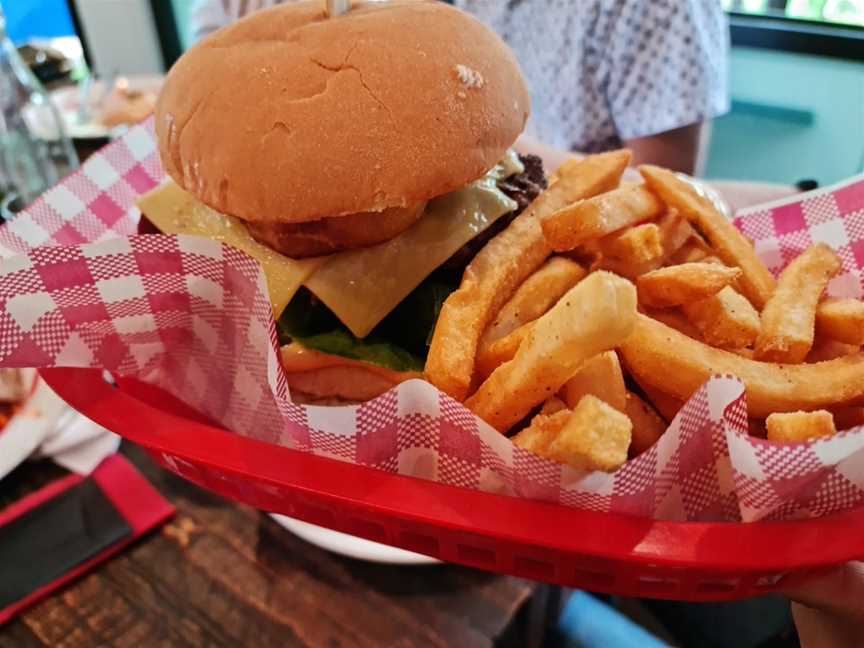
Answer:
[189,0,729,174]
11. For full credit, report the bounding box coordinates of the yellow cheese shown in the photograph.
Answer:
[139,151,522,333]
[137,181,324,316]
[305,170,518,338]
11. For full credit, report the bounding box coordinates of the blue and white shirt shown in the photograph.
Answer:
[190,0,730,152]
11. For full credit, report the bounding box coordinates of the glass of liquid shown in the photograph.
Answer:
[0,6,78,221]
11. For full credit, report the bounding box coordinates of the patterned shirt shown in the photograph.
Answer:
[190,0,730,152]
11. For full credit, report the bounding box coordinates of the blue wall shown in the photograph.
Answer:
[0,0,76,44]
[706,46,864,186]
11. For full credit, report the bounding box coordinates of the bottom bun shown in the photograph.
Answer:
[285,366,402,403]
[281,343,420,404]
[286,390,362,406]
[245,200,427,258]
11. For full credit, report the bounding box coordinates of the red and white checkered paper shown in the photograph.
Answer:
[1,121,863,522]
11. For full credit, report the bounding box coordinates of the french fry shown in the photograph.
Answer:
[476,258,587,385]
[512,409,570,455]
[657,209,699,259]
[475,322,533,381]
[592,255,661,280]
[670,244,709,265]
[540,396,568,415]
[640,165,776,309]
[481,289,682,384]
[620,314,864,418]
[427,150,631,401]
[816,298,864,346]
[482,257,586,344]
[584,211,674,278]
[561,351,627,411]
[597,211,708,275]
[544,395,632,472]
[623,391,667,455]
[807,338,860,362]
[636,382,685,422]
[513,396,632,472]
[637,263,742,308]
[465,271,637,432]
[831,406,864,431]
[755,243,842,363]
[542,184,664,252]
[766,410,837,443]
[596,209,707,271]
[597,223,663,265]
[682,286,761,349]
[643,308,703,340]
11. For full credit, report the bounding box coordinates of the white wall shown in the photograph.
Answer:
[73,0,164,77]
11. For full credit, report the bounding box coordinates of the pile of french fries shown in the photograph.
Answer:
[426,151,864,473]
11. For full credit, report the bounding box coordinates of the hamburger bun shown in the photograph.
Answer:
[148,0,537,404]
[155,0,529,226]
[286,366,400,403]
[280,343,422,403]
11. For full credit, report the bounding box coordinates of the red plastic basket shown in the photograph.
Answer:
[41,367,864,601]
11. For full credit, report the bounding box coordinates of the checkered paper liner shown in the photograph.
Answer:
[1,122,863,522]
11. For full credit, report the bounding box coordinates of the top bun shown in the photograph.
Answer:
[156,0,530,224]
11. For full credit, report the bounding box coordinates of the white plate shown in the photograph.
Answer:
[0,372,60,480]
[31,75,163,141]
[271,514,440,565]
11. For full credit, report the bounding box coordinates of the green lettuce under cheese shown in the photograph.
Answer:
[277,282,455,373]
[288,329,423,373]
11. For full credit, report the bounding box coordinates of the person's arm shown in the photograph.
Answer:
[515,134,648,183]
[624,123,706,176]
[514,133,580,174]
[600,1,729,175]
[782,562,864,648]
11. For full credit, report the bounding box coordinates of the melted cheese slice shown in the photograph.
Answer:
[138,151,521,335]
[305,176,517,337]
[137,182,324,316]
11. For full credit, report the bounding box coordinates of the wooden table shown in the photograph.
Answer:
[0,444,552,648]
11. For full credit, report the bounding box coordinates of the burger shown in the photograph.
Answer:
[139,0,546,403]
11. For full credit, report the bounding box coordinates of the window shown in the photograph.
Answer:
[723,0,864,28]
[0,0,77,45]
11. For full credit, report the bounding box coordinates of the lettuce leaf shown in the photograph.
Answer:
[277,281,454,373]
[289,329,423,373]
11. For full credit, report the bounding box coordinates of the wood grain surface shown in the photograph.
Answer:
[0,444,544,648]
